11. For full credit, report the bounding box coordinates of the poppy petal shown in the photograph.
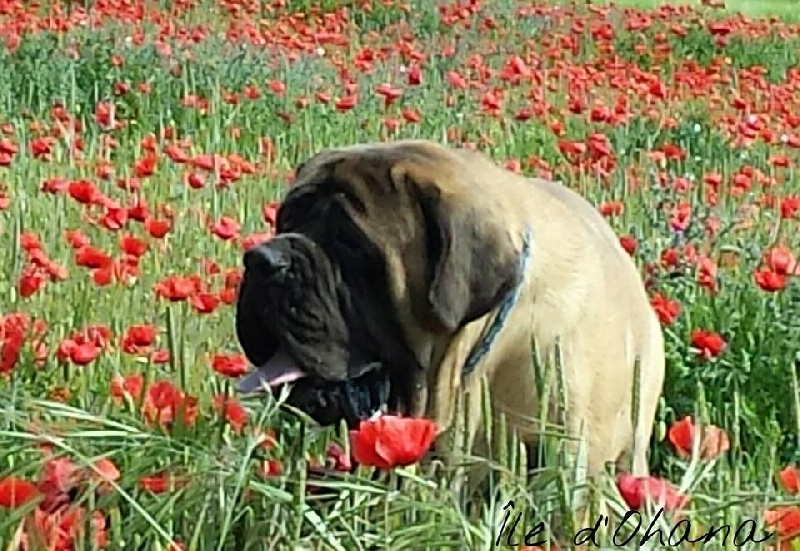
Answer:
[0,476,41,509]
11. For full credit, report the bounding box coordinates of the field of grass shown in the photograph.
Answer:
[2,0,800,549]
[598,0,800,21]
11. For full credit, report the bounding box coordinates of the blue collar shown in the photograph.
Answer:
[461,227,533,381]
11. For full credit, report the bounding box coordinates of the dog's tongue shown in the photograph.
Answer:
[235,346,308,394]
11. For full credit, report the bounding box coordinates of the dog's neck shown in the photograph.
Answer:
[460,226,534,381]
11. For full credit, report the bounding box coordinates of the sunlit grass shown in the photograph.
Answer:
[591,0,800,20]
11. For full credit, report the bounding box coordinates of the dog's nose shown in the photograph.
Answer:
[244,244,291,282]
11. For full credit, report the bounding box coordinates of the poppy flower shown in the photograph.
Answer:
[211,353,249,378]
[209,216,241,240]
[695,257,718,293]
[258,459,283,478]
[120,324,158,355]
[690,329,726,359]
[110,374,144,402]
[141,380,198,429]
[139,471,187,494]
[325,442,355,473]
[119,234,148,257]
[253,427,278,451]
[154,275,197,302]
[18,265,47,298]
[755,268,787,292]
[67,180,98,205]
[616,473,688,512]
[599,201,624,217]
[619,234,637,255]
[24,505,108,550]
[92,458,121,487]
[0,476,41,509]
[649,293,681,326]
[779,466,800,494]
[37,456,82,512]
[764,247,798,275]
[145,218,171,238]
[349,415,437,470]
[764,506,800,540]
[667,416,730,460]
[190,292,220,314]
[213,394,248,433]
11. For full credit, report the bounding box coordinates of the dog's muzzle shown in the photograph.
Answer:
[234,236,392,427]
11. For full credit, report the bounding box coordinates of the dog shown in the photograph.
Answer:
[234,139,665,483]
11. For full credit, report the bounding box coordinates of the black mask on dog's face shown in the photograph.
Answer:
[234,187,419,428]
[234,142,526,429]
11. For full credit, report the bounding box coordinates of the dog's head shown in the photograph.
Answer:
[234,140,525,428]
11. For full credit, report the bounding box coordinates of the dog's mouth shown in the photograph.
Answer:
[234,346,310,392]
[234,345,392,428]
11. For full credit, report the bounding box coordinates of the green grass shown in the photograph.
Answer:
[594,0,800,20]
[1,0,800,549]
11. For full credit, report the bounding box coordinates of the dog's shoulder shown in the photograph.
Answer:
[524,177,623,250]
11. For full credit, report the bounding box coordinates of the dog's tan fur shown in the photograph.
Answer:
[294,139,665,478]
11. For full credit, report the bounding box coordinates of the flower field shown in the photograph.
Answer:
[2,0,800,548]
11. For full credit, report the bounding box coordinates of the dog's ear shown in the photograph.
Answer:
[412,177,525,333]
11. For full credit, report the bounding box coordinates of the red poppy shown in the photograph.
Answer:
[764,506,800,540]
[67,180,98,205]
[690,329,726,359]
[618,235,637,255]
[99,205,128,231]
[18,265,47,298]
[0,476,41,509]
[649,293,681,326]
[262,202,280,227]
[325,442,354,473]
[23,505,108,550]
[335,95,358,111]
[350,415,437,470]
[764,246,798,275]
[165,144,189,163]
[120,324,158,355]
[779,466,800,494]
[209,216,241,240]
[191,153,216,171]
[145,218,171,238]
[151,349,170,364]
[185,171,205,188]
[667,416,730,460]
[213,394,248,433]
[210,353,249,378]
[92,458,120,484]
[57,339,102,366]
[616,473,688,512]
[154,275,198,302]
[134,152,157,177]
[695,257,718,293]
[599,201,624,217]
[253,427,278,451]
[142,380,198,429]
[258,459,283,478]
[242,232,273,251]
[755,268,787,292]
[63,230,90,249]
[110,374,144,402]
[139,471,187,494]
[190,292,220,314]
[119,234,148,257]
[75,246,114,270]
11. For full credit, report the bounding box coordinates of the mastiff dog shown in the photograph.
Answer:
[234,139,665,480]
